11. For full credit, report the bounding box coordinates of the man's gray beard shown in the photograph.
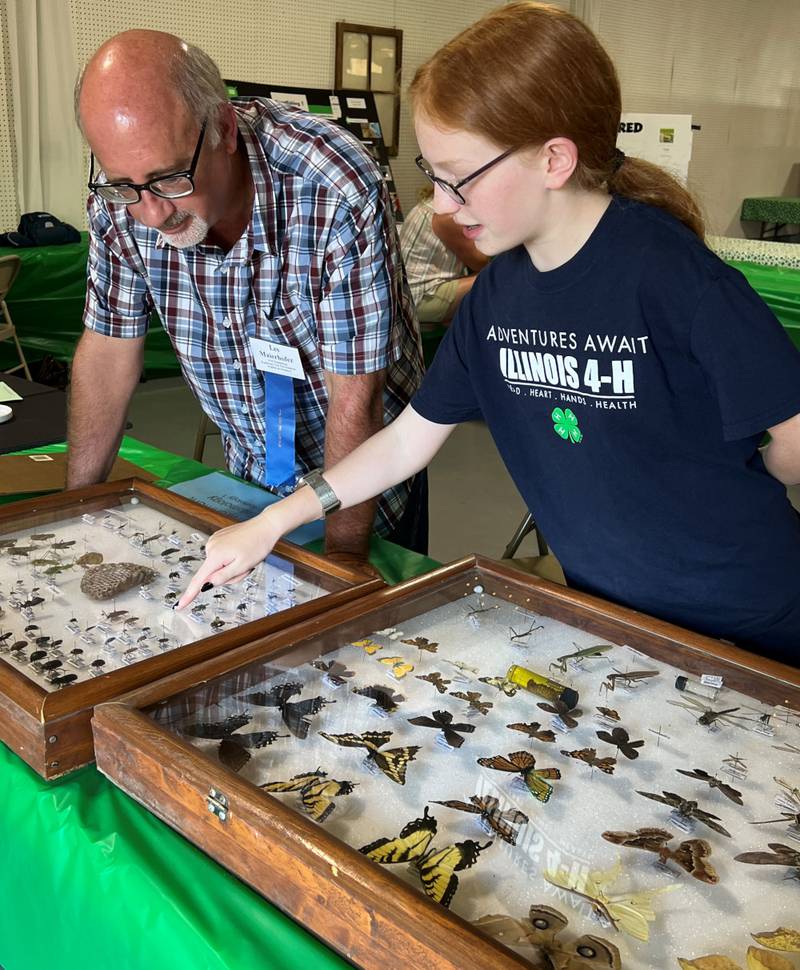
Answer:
[157,211,210,249]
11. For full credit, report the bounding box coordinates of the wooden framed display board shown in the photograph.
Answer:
[0,478,382,779]
[93,556,800,970]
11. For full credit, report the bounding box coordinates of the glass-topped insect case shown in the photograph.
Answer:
[0,478,383,779]
[92,555,800,970]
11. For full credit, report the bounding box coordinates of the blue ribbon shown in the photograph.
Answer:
[263,373,296,492]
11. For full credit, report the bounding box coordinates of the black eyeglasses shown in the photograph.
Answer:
[88,121,207,204]
[415,147,517,204]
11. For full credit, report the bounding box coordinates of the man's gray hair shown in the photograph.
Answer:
[74,39,230,146]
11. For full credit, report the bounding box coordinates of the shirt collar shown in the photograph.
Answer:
[235,103,277,256]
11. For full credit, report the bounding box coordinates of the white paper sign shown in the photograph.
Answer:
[346,97,367,110]
[617,113,693,183]
[270,91,309,111]
[249,338,305,380]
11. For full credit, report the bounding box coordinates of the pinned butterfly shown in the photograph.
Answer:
[360,806,492,908]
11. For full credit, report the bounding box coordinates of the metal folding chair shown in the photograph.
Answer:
[0,255,32,380]
[193,411,220,462]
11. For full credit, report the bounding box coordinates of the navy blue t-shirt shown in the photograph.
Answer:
[412,196,800,660]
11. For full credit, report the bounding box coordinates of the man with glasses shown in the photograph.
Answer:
[70,29,427,567]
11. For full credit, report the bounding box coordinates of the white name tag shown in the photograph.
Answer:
[249,337,305,380]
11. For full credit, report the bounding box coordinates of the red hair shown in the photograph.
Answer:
[411,2,704,238]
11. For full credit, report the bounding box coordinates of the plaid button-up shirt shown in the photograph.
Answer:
[84,98,424,534]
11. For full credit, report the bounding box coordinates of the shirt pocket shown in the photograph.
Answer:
[257,300,321,372]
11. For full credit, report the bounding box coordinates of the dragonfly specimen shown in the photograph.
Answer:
[431,794,529,845]
[360,806,491,908]
[407,709,476,748]
[675,768,743,805]
[774,776,800,811]
[400,636,438,653]
[261,769,356,822]
[245,682,335,739]
[351,684,404,714]
[473,905,621,970]
[415,671,452,694]
[309,659,355,687]
[734,843,800,881]
[507,721,556,743]
[543,858,676,942]
[450,690,492,715]
[773,741,800,756]
[596,727,644,760]
[477,750,561,801]
[667,695,749,729]
[602,827,718,884]
[549,643,613,675]
[537,698,584,730]
[749,812,800,828]
[637,790,731,837]
[561,748,617,775]
[319,730,420,785]
[602,669,659,693]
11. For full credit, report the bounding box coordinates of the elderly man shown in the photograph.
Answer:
[70,30,426,568]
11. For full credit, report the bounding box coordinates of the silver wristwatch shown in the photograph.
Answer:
[298,468,341,516]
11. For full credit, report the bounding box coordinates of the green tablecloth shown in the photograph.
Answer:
[0,438,438,970]
[0,233,179,376]
[4,237,800,380]
[728,259,800,352]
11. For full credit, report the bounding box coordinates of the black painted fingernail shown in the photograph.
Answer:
[201,582,213,592]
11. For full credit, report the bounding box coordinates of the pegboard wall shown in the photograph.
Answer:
[597,0,800,235]
[1,0,800,234]
[0,0,498,231]
[0,2,18,230]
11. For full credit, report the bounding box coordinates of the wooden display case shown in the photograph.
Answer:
[92,556,800,970]
[0,478,382,779]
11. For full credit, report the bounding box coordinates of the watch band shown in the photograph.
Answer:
[298,468,341,516]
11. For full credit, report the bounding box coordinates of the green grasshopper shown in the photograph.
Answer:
[549,642,613,674]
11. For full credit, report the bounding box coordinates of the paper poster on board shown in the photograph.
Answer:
[270,91,309,111]
[616,113,693,182]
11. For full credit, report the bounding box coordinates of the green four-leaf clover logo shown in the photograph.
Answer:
[551,407,583,444]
